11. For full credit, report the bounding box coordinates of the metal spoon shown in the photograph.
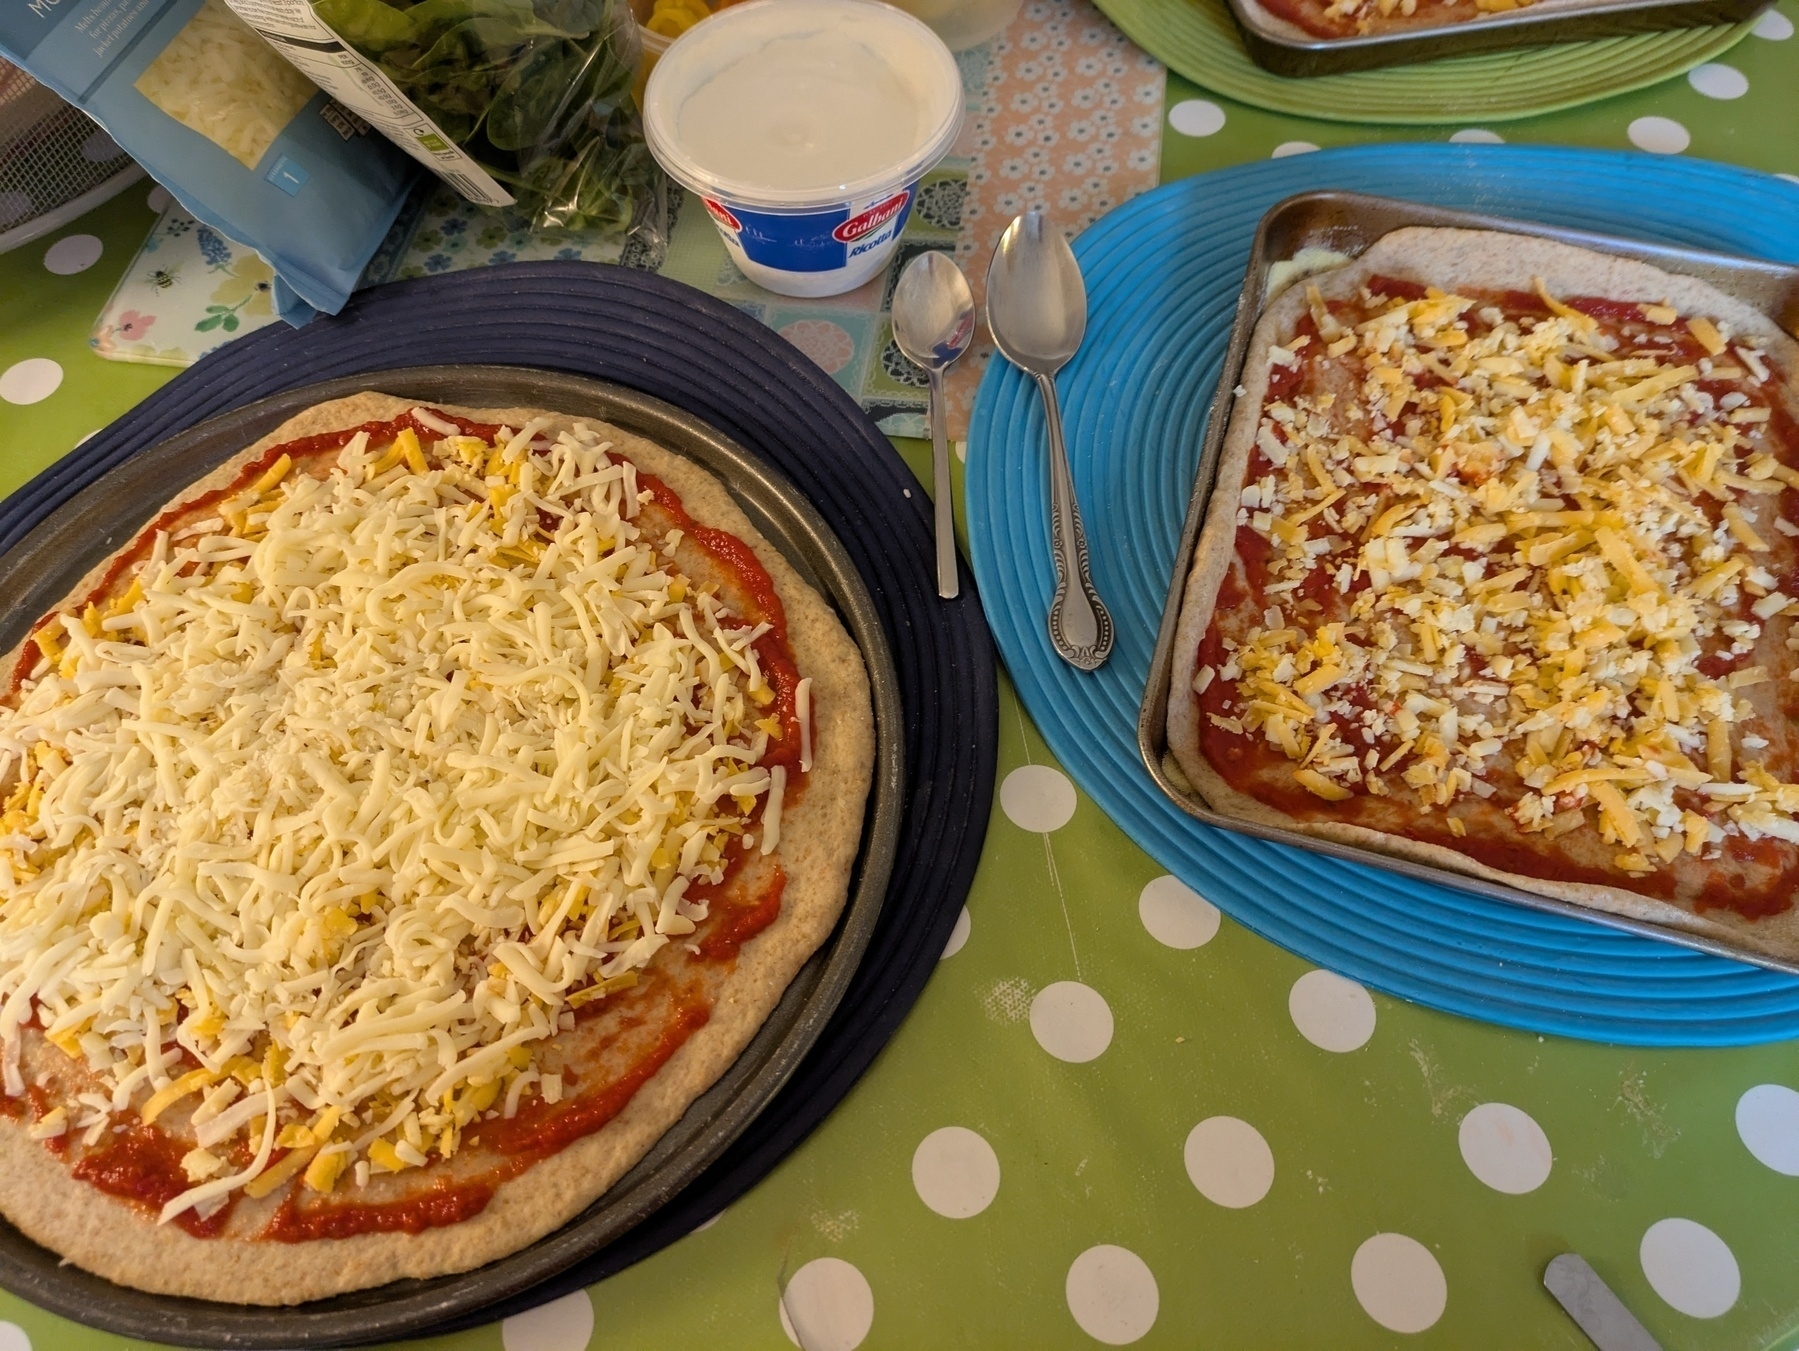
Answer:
[891,250,975,600]
[984,208,1113,670]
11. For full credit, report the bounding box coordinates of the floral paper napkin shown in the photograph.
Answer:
[90,209,278,365]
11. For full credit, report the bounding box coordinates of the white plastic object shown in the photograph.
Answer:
[641,0,962,297]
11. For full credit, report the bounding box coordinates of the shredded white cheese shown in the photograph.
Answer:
[796,678,813,773]
[133,0,316,170]
[0,412,789,1213]
[1210,278,1799,872]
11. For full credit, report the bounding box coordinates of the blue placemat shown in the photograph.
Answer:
[967,143,1799,1046]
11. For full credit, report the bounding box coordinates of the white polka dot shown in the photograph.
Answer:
[1138,875,1220,949]
[147,184,173,212]
[0,191,32,227]
[1287,968,1376,1052]
[1184,1116,1274,1208]
[1628,116,1690,155]
[692,1209,724,1231]
[1030,980,1113,1062]
[1781,173,1799,185]
[1272,140,1319,157]
[0,1322,29,1351]
[1640,1219,1740,1318]
[1352,1233,1447,1333]
[80,129,121,161]
[1458,1103,1552,1194]
[1167,98,1226,137]
[912,1126,1001,1218]
[1687,62,1748,99]
[501,1290,594,1351]
[1753,7,1792,37]
[1000,764,1077,832]
[1737,1084,1799,1174]
[1065,1245,1159,1344]
[1450,128,1504,143]
[941,906,971,959]
[44,234,103,275]
[0,359,63,406]
[779,1258,874,1351]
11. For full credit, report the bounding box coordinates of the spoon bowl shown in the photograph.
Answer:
[985,212,1087,375]
[892,251,975,600]
[892,251,977,367]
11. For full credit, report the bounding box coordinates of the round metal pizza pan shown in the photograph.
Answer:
[0,367,911,1346]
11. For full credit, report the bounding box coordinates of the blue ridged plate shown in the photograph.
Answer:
[967,144,1799,1045]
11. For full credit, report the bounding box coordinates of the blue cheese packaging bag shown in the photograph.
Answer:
[0,0,415,315]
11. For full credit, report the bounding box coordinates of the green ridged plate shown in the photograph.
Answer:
[1094,0,1756,123]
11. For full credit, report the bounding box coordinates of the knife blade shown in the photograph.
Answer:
[1544,1253,1662,1351]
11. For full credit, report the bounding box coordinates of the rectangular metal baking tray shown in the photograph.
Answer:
[1228,0,1771,76]
[1136,189,1799,979]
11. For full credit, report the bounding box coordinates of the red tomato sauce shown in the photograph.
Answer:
[264,1176,498,1242]
[73,1124,234,1238]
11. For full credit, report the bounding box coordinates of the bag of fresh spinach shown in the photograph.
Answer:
[223,0,662,239]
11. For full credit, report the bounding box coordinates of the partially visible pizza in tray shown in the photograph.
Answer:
[1240,0,1608,42]
[1166,227,1799,965]
[0,393,875,1302]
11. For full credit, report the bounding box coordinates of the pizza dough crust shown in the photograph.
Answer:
[1167,227,1799,964]
[0,394,876,1302]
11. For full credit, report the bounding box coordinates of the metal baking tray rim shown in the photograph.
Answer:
[1136,189,1799,982]
[0,366,906,1348]
[1225,0,1771,77]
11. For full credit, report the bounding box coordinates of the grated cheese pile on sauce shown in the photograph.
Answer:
[1202,277,1799,877]
[1317,0,1531,33]
[0,413,794,1221]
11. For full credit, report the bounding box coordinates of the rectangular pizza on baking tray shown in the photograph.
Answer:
[1165,224,1799,965]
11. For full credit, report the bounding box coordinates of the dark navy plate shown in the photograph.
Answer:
[0,268,997,1347]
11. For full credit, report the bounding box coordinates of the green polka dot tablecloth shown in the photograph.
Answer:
[5,11,1799,1343]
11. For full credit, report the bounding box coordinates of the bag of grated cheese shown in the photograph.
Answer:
[0,0,414,316]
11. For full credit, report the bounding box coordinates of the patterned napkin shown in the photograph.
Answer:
[89,209,278,366]
[949,0,1167,438]
[91,0,1164,438]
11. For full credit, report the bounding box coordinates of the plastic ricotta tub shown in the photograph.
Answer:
[642,0,963,297]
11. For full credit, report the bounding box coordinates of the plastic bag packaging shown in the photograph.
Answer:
[219,0,666,247]
[0,0,416,315]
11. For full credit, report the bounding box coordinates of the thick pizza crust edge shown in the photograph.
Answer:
[1165,227,1799,964]
[0,394,876,1303]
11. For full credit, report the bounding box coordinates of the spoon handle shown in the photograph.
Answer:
[928,367,959,600]
[1034,370,1113,670]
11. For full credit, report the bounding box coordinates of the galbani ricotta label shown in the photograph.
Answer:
[832,190,912,243]
[705,185,916,274]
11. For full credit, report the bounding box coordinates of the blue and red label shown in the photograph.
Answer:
[704,187,915,274]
